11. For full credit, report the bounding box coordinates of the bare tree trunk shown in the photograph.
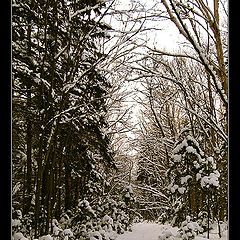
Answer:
[23,16,33,215]
[65,161,72,211]
[34,136,44,237]
[24,85,33,215]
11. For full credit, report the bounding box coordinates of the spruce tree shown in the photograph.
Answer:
[166,129,221,227]
[12,0,115,236]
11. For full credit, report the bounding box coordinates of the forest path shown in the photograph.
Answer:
[116,222,163,240]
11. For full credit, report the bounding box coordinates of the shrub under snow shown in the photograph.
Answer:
[179,216,203,240]
[157,224,180,240]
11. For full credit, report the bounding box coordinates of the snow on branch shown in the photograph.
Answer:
[161,0,228,107]
[69,3,102,21]
[174,100,227,142]
[54,43,69,60]
[120,180,169,201]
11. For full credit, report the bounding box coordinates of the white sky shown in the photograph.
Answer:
[112,0,186,51]
[103,0,186,143]
[102,0,189,148]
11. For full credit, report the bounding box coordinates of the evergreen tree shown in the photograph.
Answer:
[12,0,115,236]
[166,129,221,228]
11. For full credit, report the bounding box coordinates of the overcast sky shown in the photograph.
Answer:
[113,0,186,51]
[102,0,188,147]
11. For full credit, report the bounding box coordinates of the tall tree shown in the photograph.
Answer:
[12,0,116,236]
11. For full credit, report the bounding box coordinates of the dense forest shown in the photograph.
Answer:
[12,0,228,239]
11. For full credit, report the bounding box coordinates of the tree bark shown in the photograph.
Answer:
[64,161,72,211]
[24,85,33,214]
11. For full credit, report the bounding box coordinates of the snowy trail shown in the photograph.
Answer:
[115,221,228,240]
[116,222,162,240]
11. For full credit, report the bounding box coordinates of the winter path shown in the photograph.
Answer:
[116,222,164,240]
[115,221,228,240]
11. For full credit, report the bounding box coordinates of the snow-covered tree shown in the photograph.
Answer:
[166,130,221,229]
[12,0,116,236]
[12,0,228,238]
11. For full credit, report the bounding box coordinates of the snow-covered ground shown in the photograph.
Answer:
[116,222,164,240]
[116,222,228,240]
